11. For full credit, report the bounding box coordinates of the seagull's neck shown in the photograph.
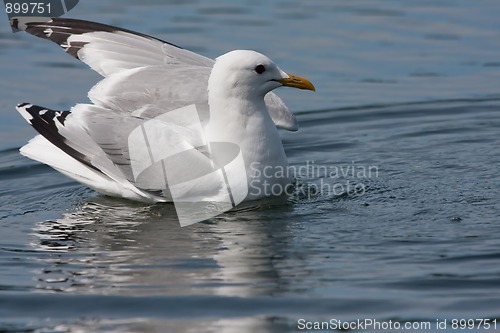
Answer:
[206,86,288,161]
[206,87,270,139]
[205,83,290,198]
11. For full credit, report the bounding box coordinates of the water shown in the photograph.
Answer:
[1,0,500,332]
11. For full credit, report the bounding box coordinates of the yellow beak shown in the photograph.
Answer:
[275,74,316,91]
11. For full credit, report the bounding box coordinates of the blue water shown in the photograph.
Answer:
[1,1,500,332]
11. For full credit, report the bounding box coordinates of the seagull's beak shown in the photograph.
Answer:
[275,73,316,91]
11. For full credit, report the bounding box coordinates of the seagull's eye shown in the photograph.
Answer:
[254,64,266,74]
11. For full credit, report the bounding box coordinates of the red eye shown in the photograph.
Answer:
[255,64,266,74]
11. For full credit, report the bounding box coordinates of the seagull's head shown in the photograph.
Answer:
[209,50,315,100]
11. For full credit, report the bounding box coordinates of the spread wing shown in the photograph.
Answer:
[16,17,298,130]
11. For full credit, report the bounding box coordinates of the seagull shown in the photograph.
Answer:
[13,18,315,205]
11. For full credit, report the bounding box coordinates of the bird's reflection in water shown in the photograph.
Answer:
[32,195,299,298]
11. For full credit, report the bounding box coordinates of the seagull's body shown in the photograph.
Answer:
[14,18,314,204]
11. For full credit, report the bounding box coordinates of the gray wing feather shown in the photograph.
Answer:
[21,18,298,130]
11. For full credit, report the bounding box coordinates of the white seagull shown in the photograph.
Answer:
[13,18,315,205]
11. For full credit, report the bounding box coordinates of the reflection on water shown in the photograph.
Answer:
[32,196,297,298]
[29,197,307,332]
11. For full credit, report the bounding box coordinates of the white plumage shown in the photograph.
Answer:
[15,18,315,204]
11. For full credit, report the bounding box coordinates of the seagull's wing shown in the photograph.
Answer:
[88,65,212,122]
[16,103,165,202]
[17,18,298,130]
[19,17,213,76]
[73,103,223,199]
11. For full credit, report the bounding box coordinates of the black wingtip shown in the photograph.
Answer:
[10,18,19,31]
[10,17,54,32]
[21,18,183,60]
[16,103,100,172]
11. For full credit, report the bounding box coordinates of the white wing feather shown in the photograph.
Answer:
[22,18,298,130]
